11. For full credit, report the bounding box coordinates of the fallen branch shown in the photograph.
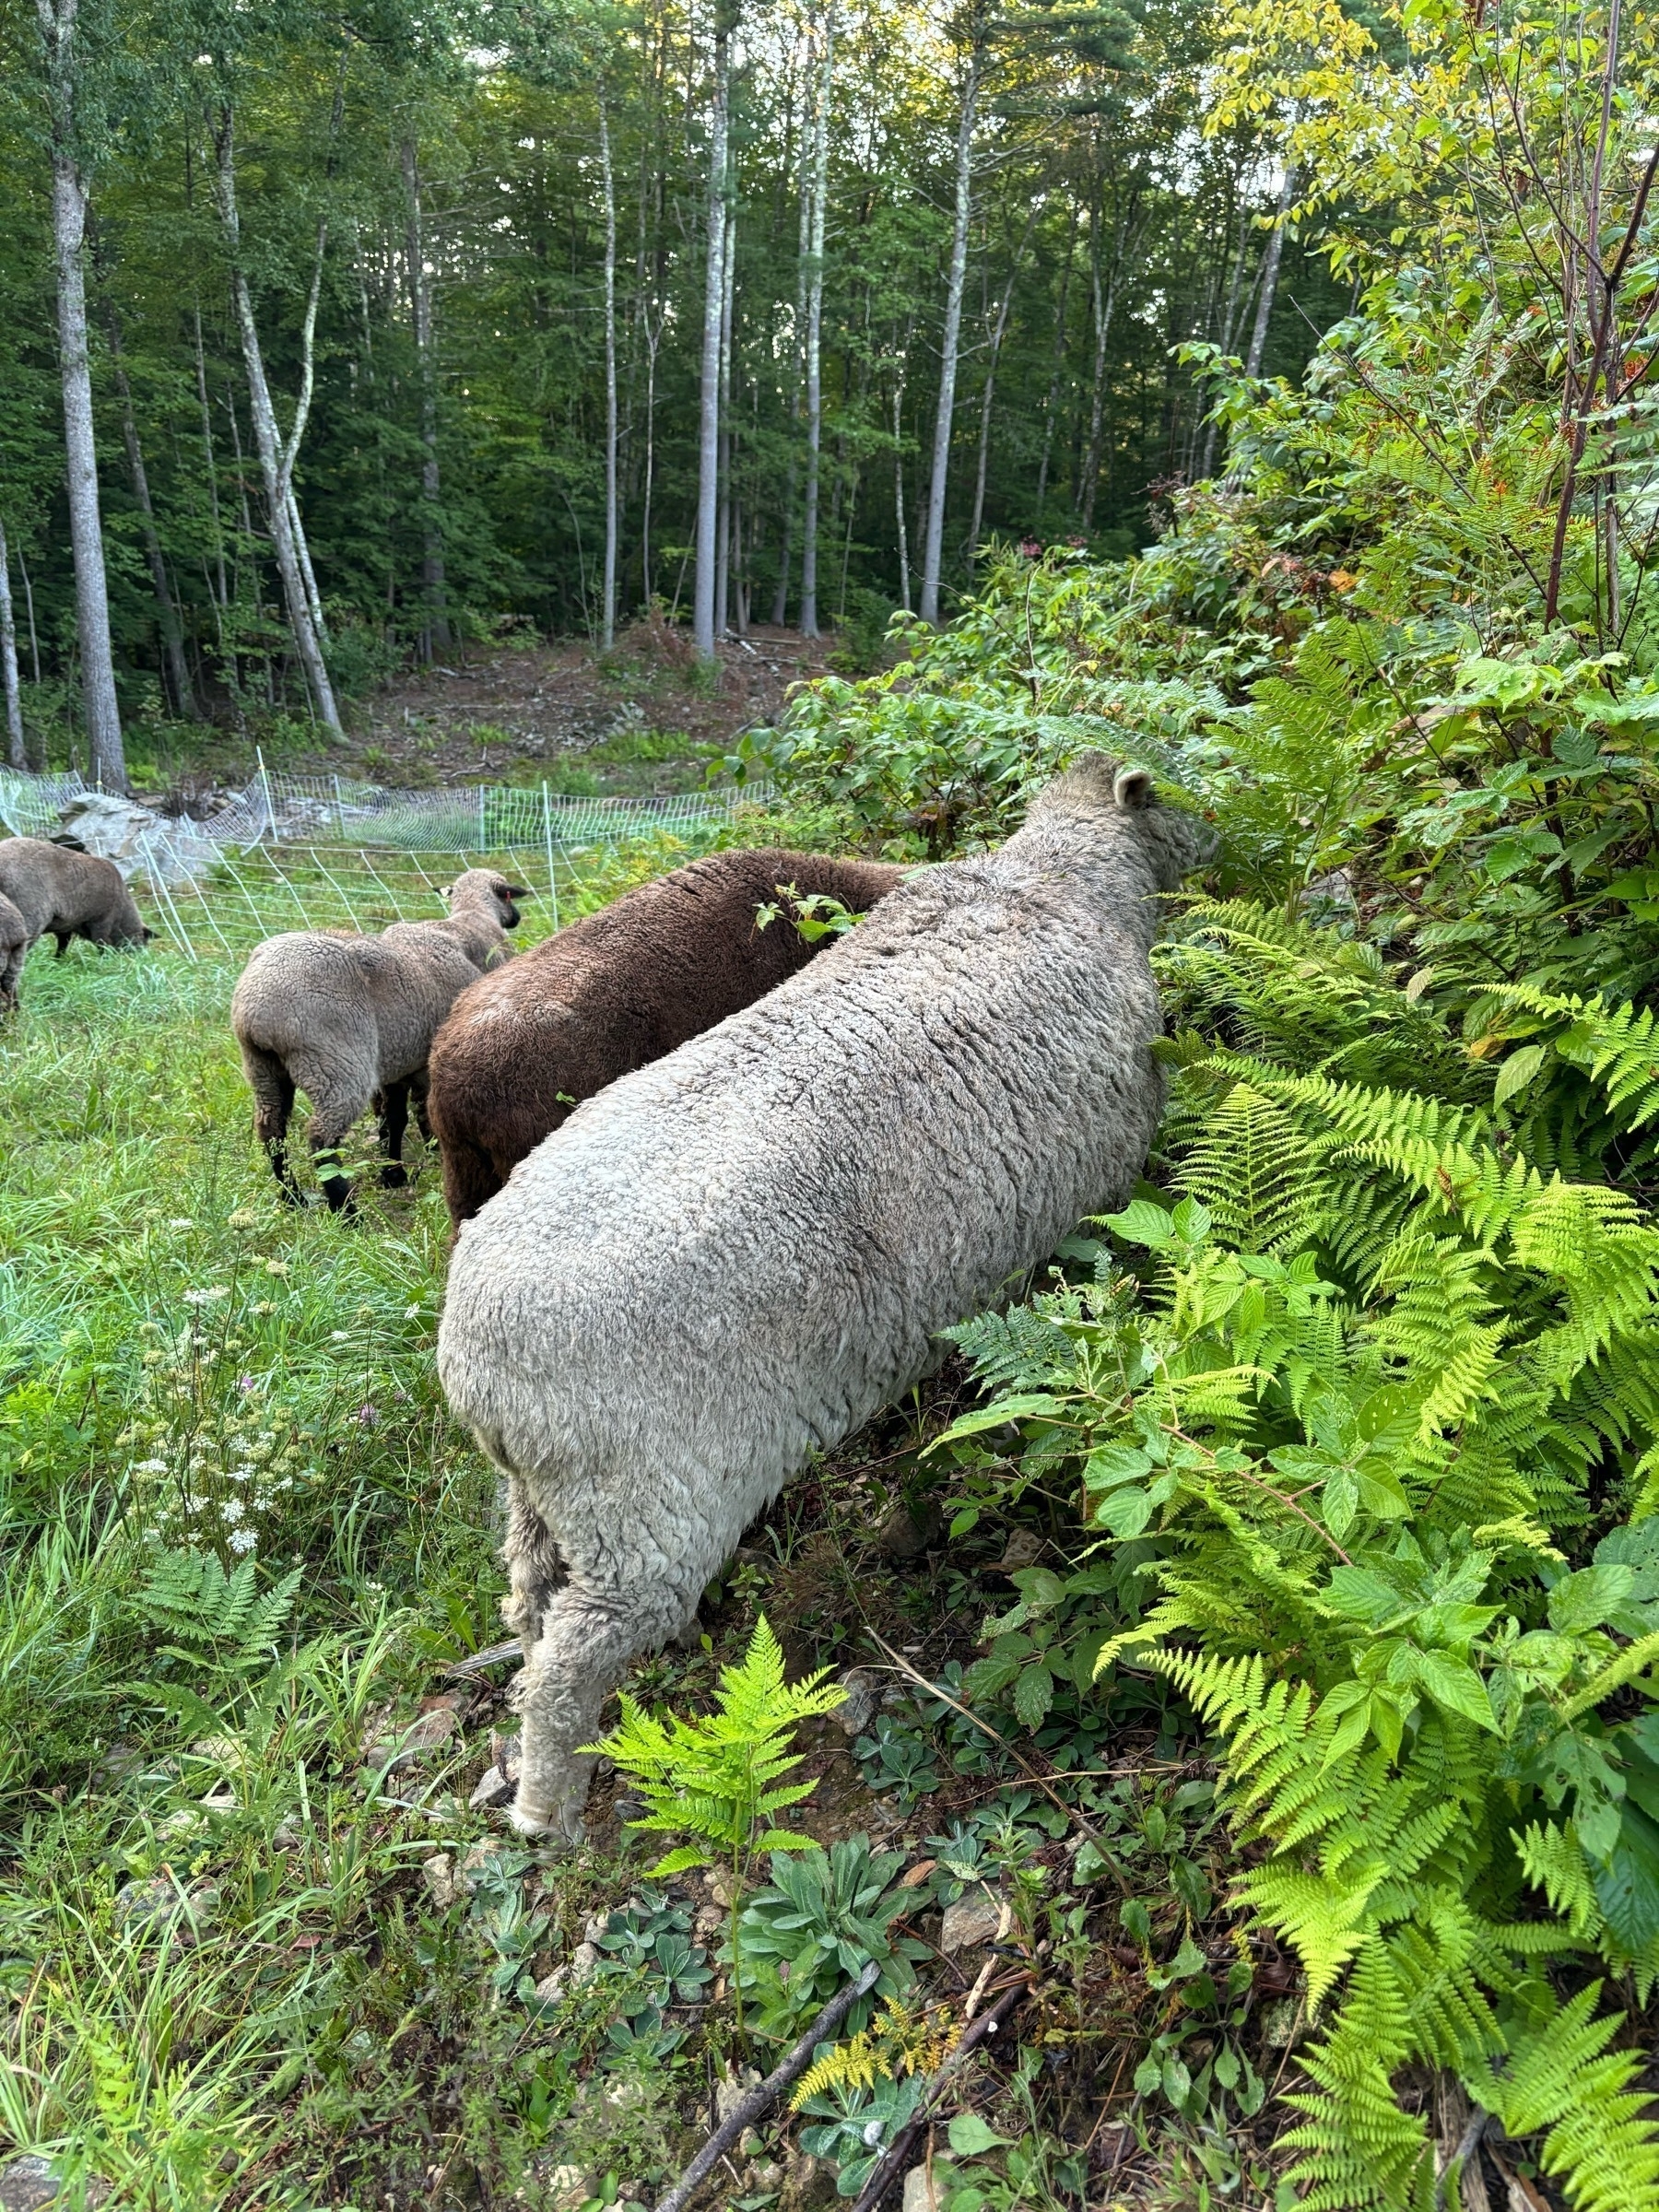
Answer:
[847,1977,1031,2212]
[653,1959,882,2212]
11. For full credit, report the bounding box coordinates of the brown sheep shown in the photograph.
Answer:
[232,869,527,1212]
[0,836,150,962]
[0,891,27,1014]
[427,847,910,1224]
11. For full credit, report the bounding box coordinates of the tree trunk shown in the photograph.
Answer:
[1245,164,1297,378]
[104,306,197,718]
[967,198,1040,566]
[771,89,812,628]
[1035,194,1078,514]
[598,103,619,650]
[0,513,24,770]
[715,202,735,637]
[37,0,125,789]
[692,15,731,665]
[213,103,342,733]
[919,50,980,628]
[193,301,229,615]
[798,3,834,639]
[892,340,912,613]
[401,137,450,656]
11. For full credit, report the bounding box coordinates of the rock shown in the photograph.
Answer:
[113,1875,217,1942]
[748,2159,786,2194]
[705,1868,735,1908]
[532,1969,567,2007]
[57,792,218,888]
[0,2159,111,2211]
[420,1853,457,1910]
[532,2162,592,2212]
[272,1821,300,1851]
[939,1888,1005,1954]
[714,2065,763,2124]
[468,1763,514,1811]
[582,1910,610,1947]
[877,1500,941,1559]
[778,2151,838,2212]
[1259,1996,1305,2049]
[993,1528,1044,1574]
[832,1667,881,1736]
[568,1939,601,1988]
[361,1705,457,1773]
[693,1902,724,1940]
[902,2170,944,2212]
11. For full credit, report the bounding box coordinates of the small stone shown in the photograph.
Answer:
[993,1528,1044,1574]
[361,1705,457,1773]
[421,1853,457,1909]
[833,1668,881,1735]
[468,1764,513,1811]
[939,1888,1004,1954]
[693,1902,724,1940]
[902,2170,943,2212]
[779,2151,838,2212]
[272,1822,300,1851]
[0,2157,64,2211]
[877,1500,941,1559]
[113,1874,217,1942]
[532,1969,567,2007]
[582,1910,610,1947]
[714,2066,763,2124]
[568,1939,601,1988]
[537,2163,591,2212]
[1259,1995,1305,2048]
[749,2161,785,2195]
[705,1868,735,1907]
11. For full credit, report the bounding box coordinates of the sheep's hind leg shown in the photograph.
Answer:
[241,1044,302,1206]
[377,1080,412,1188]
[510,1577,684,1842]
[501,1478,565,1655]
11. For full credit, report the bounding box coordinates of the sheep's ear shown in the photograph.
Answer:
[1114,768,1156,810]
[503,884,532,900]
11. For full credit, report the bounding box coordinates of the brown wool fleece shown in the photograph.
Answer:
[0,836,149,957]
[426,846,910,1224]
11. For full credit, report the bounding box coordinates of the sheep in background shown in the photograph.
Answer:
[427,847,910,1224]
[437,757,1216,1839]
[232,868,527,1211]
[0,836,150,964]
[0,891,27,1014]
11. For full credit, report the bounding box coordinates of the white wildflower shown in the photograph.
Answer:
[228,1528,258,1556]
[182,1287,229,1306]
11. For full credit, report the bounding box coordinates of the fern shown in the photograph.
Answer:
[133,1547,300,1674]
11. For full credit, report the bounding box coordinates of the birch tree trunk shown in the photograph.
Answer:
[771,83,812,628]
[1245,164,1297,377]
[919,49,980,628]
[892,342,912,613]
[715,202,735,637]
[798,3,834,639]
[213,104,342,733]
[0,515,24,770]
[692,13,731,665]
[598,103,618,650]
[401,137,450,656]
[105,307,196,718]
[37,0,125,788]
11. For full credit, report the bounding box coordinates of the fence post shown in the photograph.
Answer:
[477,785,487,853]
[542,781,559,932]
[333,774,345,838]
[257,747,277,843]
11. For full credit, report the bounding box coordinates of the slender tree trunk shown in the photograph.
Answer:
[598,103,618,650]
[104,306,196,718]
[692,14,731,665]
[213,103,342,732]
[641,309,659,604]
[799,3,834,638]
[892,337,912,612]
[1035,194,1078,514]
[919,50,980,627]
[1245,164,1297,378]
[967,200,1040,565]
[193,302,229,613]
[400,136,449,657]
[771,46,815,628]
[37,0,124,788]
[715,202,735,637]
[0,514,24,770]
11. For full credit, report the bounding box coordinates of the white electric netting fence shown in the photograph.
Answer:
[0,760,778,961]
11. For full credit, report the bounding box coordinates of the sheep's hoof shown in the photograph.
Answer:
[380,1164,409,1189]
[507,1793,587,1846]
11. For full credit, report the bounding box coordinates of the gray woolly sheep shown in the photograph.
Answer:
[232,868,527,1211]
[0,891,27,1014]
[427,847,909,1224]
[436,756,1215,1839]
[0,835,150,964]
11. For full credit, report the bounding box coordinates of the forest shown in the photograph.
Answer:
[4,0,1659,2208]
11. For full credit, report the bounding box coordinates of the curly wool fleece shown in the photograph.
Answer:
[437,755,1215,1839]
